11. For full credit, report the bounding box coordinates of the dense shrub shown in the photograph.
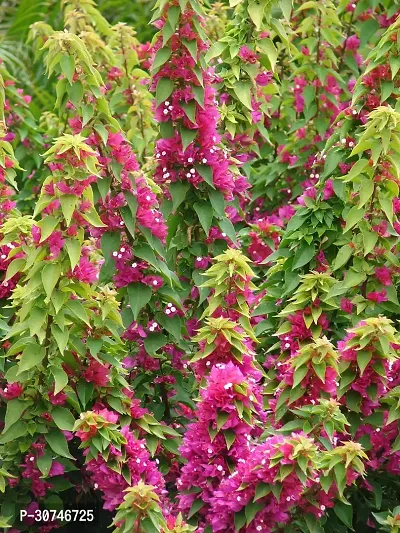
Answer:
[0,1,399,532]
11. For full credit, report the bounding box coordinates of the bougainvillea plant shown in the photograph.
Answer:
[0,0,400,532]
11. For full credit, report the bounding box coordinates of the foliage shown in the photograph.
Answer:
[0,1,400,533]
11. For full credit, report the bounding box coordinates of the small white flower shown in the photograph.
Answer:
[166,309,171,315]
[202,158,207,163]
[188,157,193,163]
[112,251,118,257]
[120,247,125,253]
[224,382,233,390]
[94,483,99,489]
[153,280,158,286]
[171,307,176,312]
[132,263,137,268]
[321,505,326,511]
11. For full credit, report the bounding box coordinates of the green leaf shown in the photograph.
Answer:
[17,344,45,374]
[234,510,246,532]
[38,216,59,242]
[158,313,181,340]
[205,41,228,62]
[127,283,152,320]
[379,195,394,224]
[334,501,353,529]
[45,429,74,459]
[170,181,190,210]
[152,47,172,70]
[180,126,197,151]
[66,300,90,326]
[156,78,174,107]
[195,164,215,188]
[343,158,368,181]
[343,206,365,233]
[60,55,75,85]
[216,411,229,431]
[245,501,263,526]
[323,148,344,178]
[292,244,315,270]
[60,194,77,226]
[144,333,167,355]
[51,365,69,394]
[0,420,27,444]
[358,179,374,208]
[254,482,271,502]
[258,38,278,70]
[356,351,372,376]
[293,365,308,388]
[248,1,265,30]
[4,258,25,282]
[218,217,237,244]
[194,202,213,235]
[188,499,205,519]
[3,399,29,433]
[37,450,53,477]
[332,245,353,271]
[279,0,292,21]
[223,429,236,449]
[42,262,61,301]
[64,238,81,271]
[77,380,93,409]
[51,406,75,431]
[209,189,225,217]
[361,227,378,256]
[182,38,197,61]
[82,104,94,126]
[82,207,106,228]
[233,81,252,110]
